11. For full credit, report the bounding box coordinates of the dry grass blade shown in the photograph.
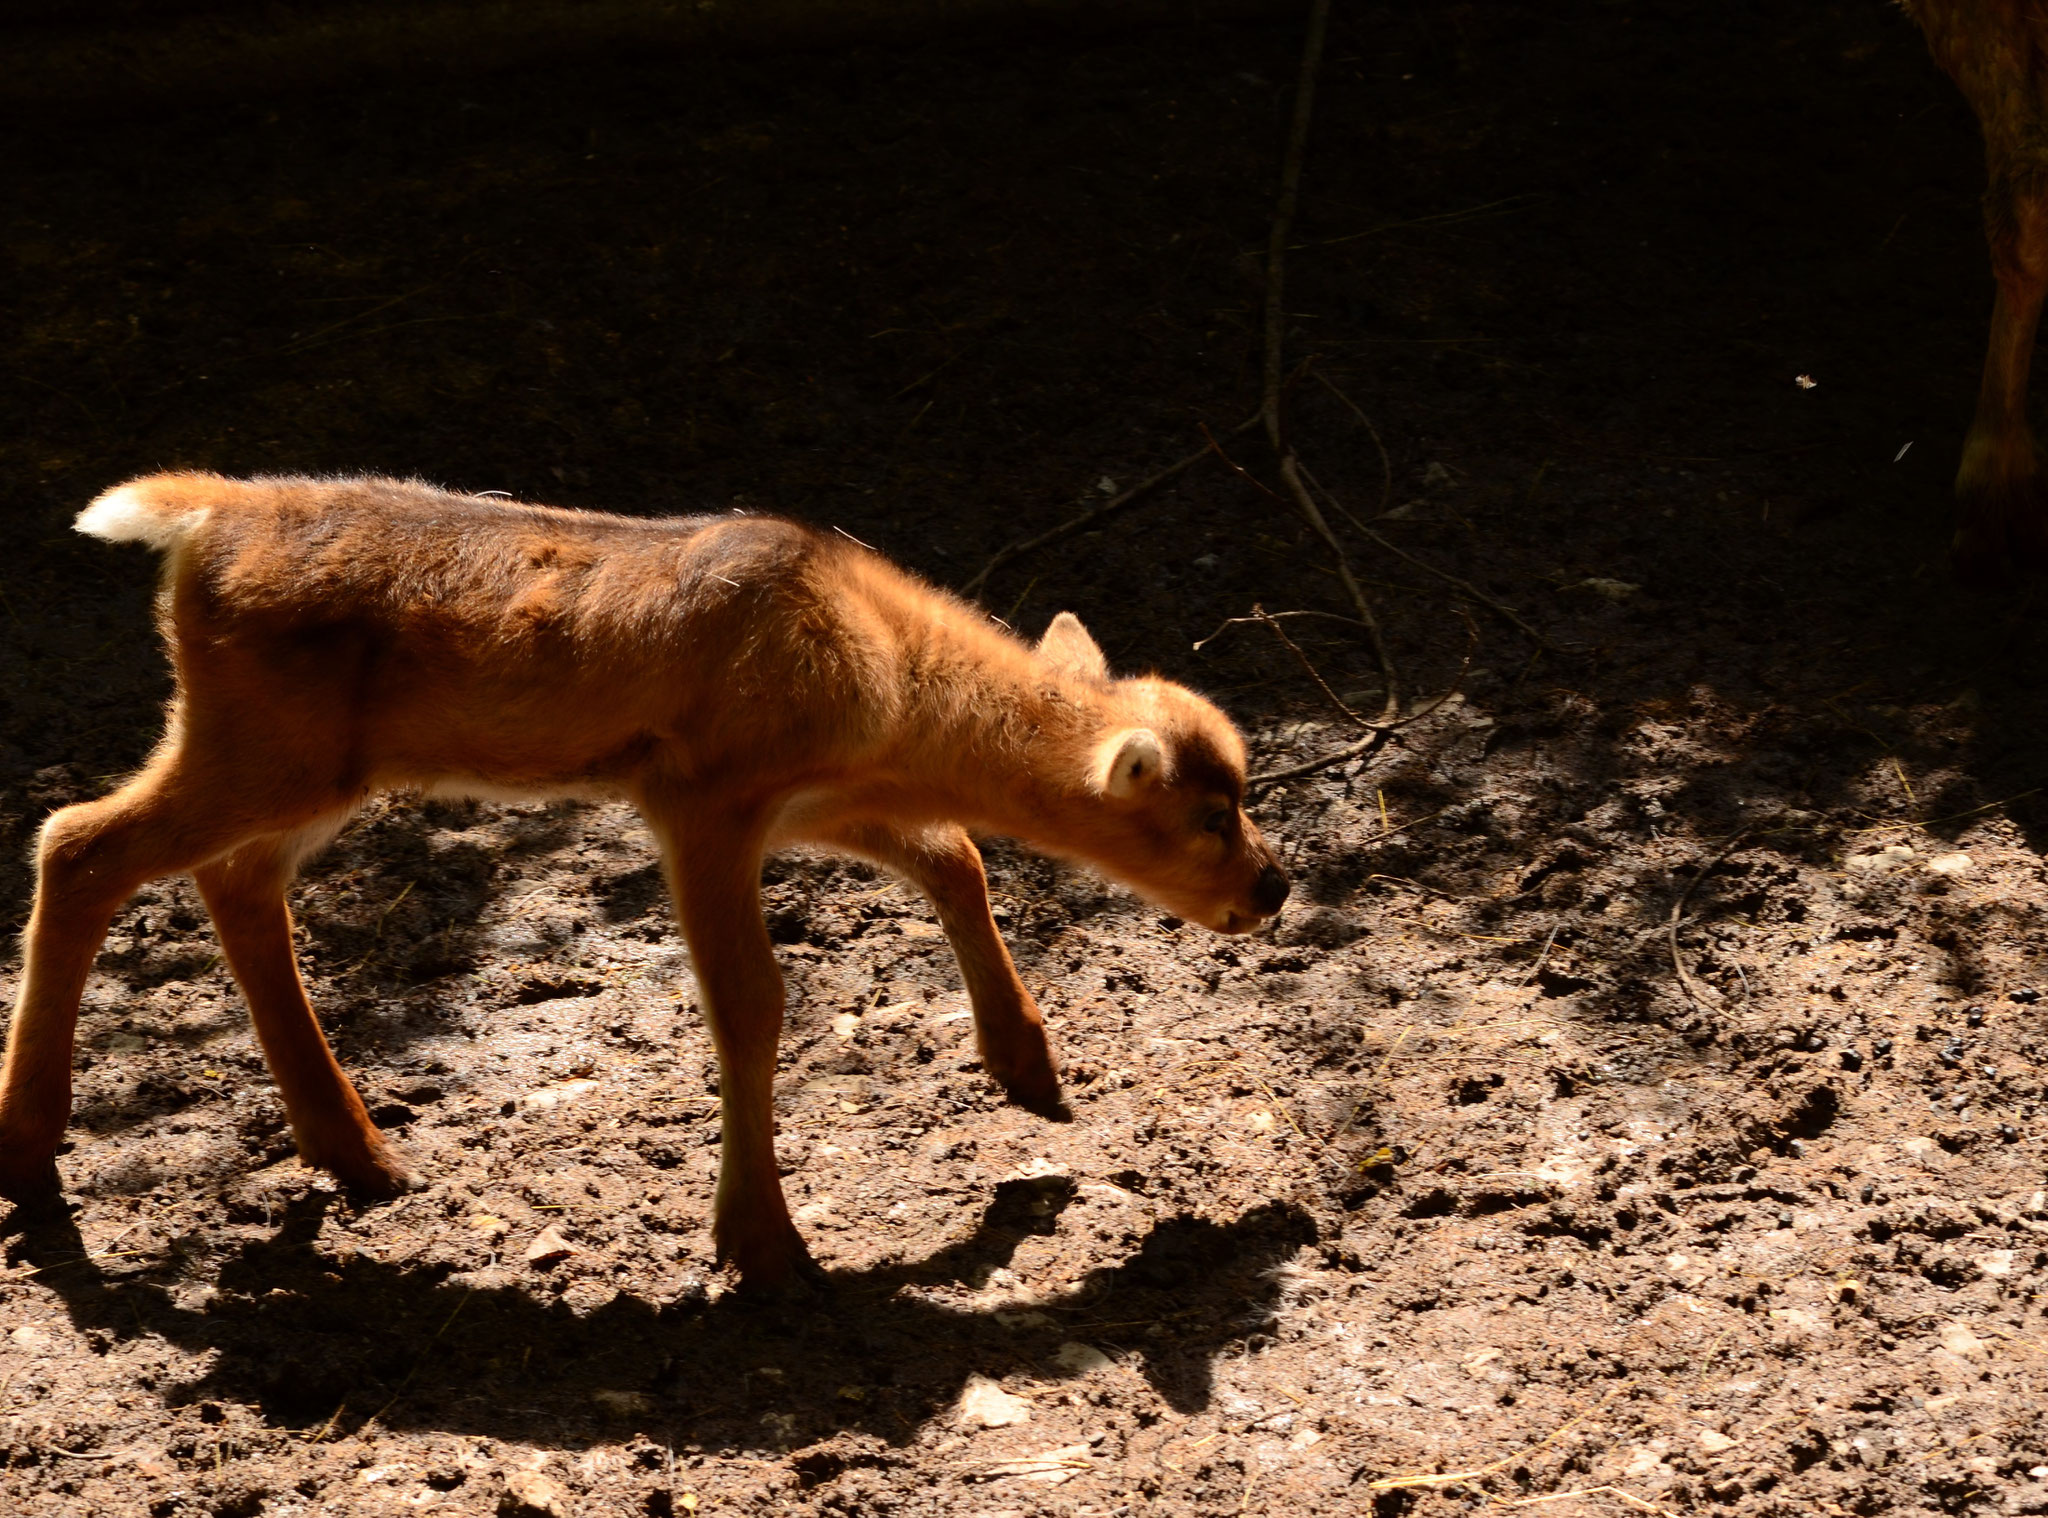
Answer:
[1508,1486,1678,1517]
[1366,1384,1630,1492]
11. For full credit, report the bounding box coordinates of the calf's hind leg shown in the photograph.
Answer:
[0,755,273,1204]
[192,826,419,1197]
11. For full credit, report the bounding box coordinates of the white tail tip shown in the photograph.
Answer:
[75,483,206,551]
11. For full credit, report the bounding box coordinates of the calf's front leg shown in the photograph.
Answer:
[825,821,1062,1116]
[641,791,813,1290]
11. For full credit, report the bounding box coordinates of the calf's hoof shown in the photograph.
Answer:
[0,1150,64,1212]
[998,1069,1071,1123]
[310,1138,425,1200]
[982,1045,1068,1121]
[717,1221,825,1296]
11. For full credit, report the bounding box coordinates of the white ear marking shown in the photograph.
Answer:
[1100,728,1164,798]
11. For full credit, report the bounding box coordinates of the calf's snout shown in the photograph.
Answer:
[1252,863,1290,917]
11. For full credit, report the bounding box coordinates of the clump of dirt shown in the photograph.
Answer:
[8,5,2048,1517]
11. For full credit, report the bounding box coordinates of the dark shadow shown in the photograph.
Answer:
[2,1184,1315,1451]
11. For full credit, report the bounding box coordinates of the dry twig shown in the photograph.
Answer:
[1667,824,1775,1008]
[1248,615,1476,788]
[960,413,1260,599]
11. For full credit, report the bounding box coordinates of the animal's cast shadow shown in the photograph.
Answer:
[6,1182,1317,1451]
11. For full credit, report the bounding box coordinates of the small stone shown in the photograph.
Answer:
[2012,988,2041,1005]
[1966,1005,1987,1027]
[1840,1049,1864,1072]
[1052,1341,1114,1375]
[523,1225,575,1265]
[1568,577,1641,601]
[1939,1323,1986,1357]
[593,1388,654,1418]
[500,1471,571,1518]
[520,1079,599,1112]
[1698,1429,1739,1454]
[1787,1139,1806,1159]
[1927,852,1973,877]
[2001,1125,2021,1144]
[1873,1038,1893,1058]
[1848,844,1914,874]
[959,1376,1032,1428]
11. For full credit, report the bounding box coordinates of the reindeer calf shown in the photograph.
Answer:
[0,474,1289,1286]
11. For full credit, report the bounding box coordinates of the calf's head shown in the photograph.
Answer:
[1037,612,1289,934]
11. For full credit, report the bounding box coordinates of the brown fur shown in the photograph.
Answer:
[1907,1,2048,579]
[0,473,1289,1287]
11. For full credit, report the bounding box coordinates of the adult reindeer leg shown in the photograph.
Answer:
[1957,154,2048,581]
[826,820,1063,1118]
[192,827,419,1197]
[640,784,814,1289]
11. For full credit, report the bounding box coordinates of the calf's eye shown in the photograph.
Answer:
[1202,808,1232,835]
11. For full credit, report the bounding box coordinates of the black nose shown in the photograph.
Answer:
[1252,864,1290,916]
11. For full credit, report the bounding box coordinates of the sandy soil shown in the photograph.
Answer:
[8,4,2048,1516]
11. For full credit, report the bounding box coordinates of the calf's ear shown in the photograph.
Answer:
[1095,728,1165,798]
[1038,611,1110,681]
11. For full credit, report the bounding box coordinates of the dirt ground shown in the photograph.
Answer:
[9,3,2048,1515]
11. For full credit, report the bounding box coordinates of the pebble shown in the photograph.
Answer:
[959,1376,1033,1428]
[1967,1005,1986,1028]
[1873,1038,1893,1058]
[1840,1049,1864,1073]
[523,1225,575,1265]
[2012,988,2041,1005]
[1052,1341,1115,1375]
[500,1471,571,1518]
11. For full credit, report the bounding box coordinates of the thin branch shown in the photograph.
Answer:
[1262,0,1333,444]
[1277,451,1402,719]
[1192,608,1371,652]
[1668,825,1773,1009]
[1201,422,1285,502]
[1309,365,1394,515]
[1251,604,1376,733]
[1300,456,1546,647]
[1298,363,1545,643]
[1250,732,1385,788]
[959,412,1260,599]
[1249,617,1477,788]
